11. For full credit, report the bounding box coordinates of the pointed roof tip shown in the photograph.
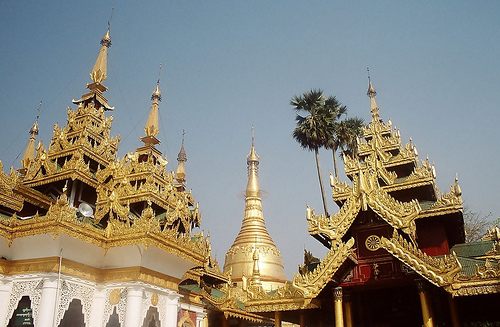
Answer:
[367,79,377,97]
[177,132,187,162]
[151,79,162,101]
[101,28,112,47]
[247,127,259,163]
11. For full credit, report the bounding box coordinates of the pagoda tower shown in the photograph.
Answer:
[223,136,287,291]
[0,27,213,327]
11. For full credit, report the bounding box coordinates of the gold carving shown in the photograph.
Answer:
[380,230,461,287]
[151,292,159,306]
[292,238,355,298]
[365,235,381,251]
[109,289,122,305]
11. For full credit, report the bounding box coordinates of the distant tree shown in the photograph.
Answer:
[463,207,494,242]
[290,89,333,216]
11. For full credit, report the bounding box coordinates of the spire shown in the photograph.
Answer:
[246,130,260,198]
[367,67,380,121]
[223,131,286,290]
[90,28,111,85]
[175,131,187,183]
[21,115,39,172]
[142,78,162,146]
[21,102,42,172]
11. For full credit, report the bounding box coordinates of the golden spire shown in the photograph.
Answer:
[21,115,39,171]
[367,68,380,121]
[141,79,162,146]
[223,132,286,290]
[90,28,111,84]
[246,129,260,197]
[175,130,187,183]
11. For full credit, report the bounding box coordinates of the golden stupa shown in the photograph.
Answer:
[223,136,286,290]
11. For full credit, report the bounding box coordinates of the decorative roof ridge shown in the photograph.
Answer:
[0,194,208,263]
[307,196,361,243]
[291,237,355,298]
[380,229,461,288]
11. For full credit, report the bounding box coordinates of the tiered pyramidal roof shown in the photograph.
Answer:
[0,28,208,266]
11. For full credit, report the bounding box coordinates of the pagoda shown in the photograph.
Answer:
[223,136,287,291]
[0,28,214,327]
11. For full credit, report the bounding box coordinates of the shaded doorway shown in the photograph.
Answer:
[59,298,85,327]
[7,296,34,327]
[142,306,160,327]
[106,307,121,327]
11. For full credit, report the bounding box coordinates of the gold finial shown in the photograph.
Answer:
[21,101,42,171]
[176,130,187,183]
[366,67,380,121]
[246,130,260,197]
[90,26,112,84]
[142,73,162,145]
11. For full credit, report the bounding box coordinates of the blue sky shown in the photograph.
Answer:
[0,1,499,277]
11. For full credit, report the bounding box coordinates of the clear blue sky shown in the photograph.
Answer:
[0,1,499,277]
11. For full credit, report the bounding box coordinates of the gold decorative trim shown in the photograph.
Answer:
[292,238,355,298]
[0,196,207,265]
[0,257,180,290]
[380,230,461,287]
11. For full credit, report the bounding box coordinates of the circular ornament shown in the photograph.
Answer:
[365,235,381,251]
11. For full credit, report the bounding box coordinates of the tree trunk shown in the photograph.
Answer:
[332,149,339,178]
[315,148,329,216]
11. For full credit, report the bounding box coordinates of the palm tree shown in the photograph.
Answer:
[337,117,364,158]
[322,97,347,178]
[290,89,333,216]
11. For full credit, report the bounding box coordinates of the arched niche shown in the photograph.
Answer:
[142,306,160,327]
[106,307,121,327]
[59,299,85,327]
[7,296,34,327]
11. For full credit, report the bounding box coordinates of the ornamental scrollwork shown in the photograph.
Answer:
[431,178,463,209]
[380,230,461,287]
[292,238,355,298]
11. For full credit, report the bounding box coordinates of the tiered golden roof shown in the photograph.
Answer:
[223,137,287,291]
[0,28,208,269]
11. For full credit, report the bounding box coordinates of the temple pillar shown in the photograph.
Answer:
[448,295,460,327]
[88,288,106,327]
[124,287,143,327]
[0,282,12,325]
[299,311,305,327]
[417,281,434,327]
[165,295,179,327]
[196,312,207,327]
[36,278,58,327]
[274,311,282,326]
[222,314,230,327]
[343,291,353,327]
[333,287,344,327]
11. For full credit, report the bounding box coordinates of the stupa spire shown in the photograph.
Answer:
[90,28,111,85]
[20,111,40,172]
[246,127,260,197]
[142,77,162,146]
[367,67,380,121]
[175,130,187,183]
[223,131,286,290]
